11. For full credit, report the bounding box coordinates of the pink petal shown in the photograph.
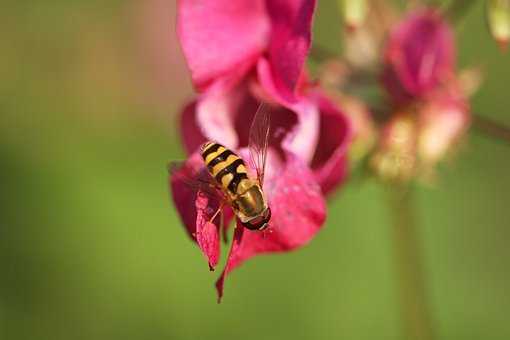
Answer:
[215,152,326,300]
[383,10,455,103]
[282,98,320,164]
[252,67,323,162]
[261,0,317,103]
[195,192,220,270]
[169,153,234,269]
[194,81,247,150]
[310,94,353,195]
[181,78,256,156]
[418,84,470,164]
[193,81,320,165]
[233,94,318,164]
[177,0,270,89]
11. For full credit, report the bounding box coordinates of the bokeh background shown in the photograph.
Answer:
[1,1,509,339]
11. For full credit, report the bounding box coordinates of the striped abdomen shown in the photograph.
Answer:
[200,142,249,196]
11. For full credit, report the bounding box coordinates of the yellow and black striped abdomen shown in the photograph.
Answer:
[201,142,249,195]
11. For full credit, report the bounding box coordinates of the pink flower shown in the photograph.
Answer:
[171,0,352,300]
[170,145,326,300]
[382,10,455,104]
[177,0,352,194]
[372,9,472,182]
[173,85,350,300]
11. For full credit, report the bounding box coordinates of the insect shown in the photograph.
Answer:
[169,104,271,231]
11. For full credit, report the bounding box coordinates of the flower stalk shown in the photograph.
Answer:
[444,0,478,24]
[387,185,435,340]
[472,113,510,145]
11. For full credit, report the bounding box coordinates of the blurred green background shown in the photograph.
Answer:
[1,1,509,339]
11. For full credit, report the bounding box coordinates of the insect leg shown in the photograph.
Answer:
[208,201,225,224]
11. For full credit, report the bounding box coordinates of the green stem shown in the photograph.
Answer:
[443,0,478,24]
[387,185,435,340]
[472,113,510,145]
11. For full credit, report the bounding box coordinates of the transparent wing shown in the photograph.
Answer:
[167,161,224,200]
[248,103,271,188]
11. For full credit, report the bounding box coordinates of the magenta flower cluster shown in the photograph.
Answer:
[168,1,473,299]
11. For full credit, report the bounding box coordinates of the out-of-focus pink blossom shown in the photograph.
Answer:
[371,81,471,182]
[382,10,455,104]
[370,112,417,182]
[418,85,470,168]
[372,9,473,182]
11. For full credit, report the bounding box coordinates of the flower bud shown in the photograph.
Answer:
[370,113,417,182]
[382,10,455,104]
[486,0,510,51]
[341,0,367,32]
[417,96,470,170]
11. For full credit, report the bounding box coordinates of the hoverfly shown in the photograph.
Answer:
[169,103,271,231]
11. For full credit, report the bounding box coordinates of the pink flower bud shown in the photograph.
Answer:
[341,0,367,32]
[370,113,417,182]
[417,89,470,169]
[382,10,455,104]
[486,0,510,51]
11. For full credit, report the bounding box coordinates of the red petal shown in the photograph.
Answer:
[177,0,270,90]
[259,0,317,103]
[169,153,234,269]
[310,94,353,195]
[195,192,220,270]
